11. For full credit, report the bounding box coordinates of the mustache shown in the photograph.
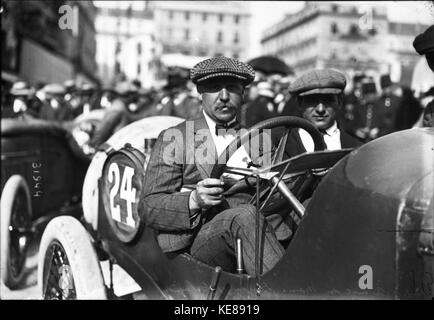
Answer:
[215,103,236,110]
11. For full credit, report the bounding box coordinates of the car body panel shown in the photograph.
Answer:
[90,125,433,299]
[1,118,88,219]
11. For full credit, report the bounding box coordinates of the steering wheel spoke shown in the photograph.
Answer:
[271,127,290,165]
[214,116,326,222]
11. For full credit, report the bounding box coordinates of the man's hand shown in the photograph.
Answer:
[189,178,225,211]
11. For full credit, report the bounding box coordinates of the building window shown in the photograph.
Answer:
[137,63,141,75]
[349,24,359,35]
[137,43,142,55]
[219,14,223,23]
[332,4,338,12]
[331,22,338,34]
[233,32,239,44]
[217,31,223,43]
[185,29,190,41]
[202,13,207,21]
[169,11,173,19]
[115,41,121,54]
[234,15,239,24]
[185,12,190,20]
[115,61,121,74]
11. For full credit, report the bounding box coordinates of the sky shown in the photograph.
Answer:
[248,1,434,58]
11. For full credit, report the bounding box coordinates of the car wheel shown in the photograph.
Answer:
[1,175,32,289]
[38,216,107,299]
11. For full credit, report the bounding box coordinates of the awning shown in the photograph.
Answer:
[1,71,21,83]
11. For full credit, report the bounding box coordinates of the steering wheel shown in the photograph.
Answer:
[211,116,326,219]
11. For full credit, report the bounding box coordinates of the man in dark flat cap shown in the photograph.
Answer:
[284,68,362,158]
[141,56,285,275]
[414,24,434,128]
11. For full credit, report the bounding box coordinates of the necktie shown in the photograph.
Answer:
[319,129,328,136]
[215,121,241,136]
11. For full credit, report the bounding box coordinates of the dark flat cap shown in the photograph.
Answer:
[413,25,434,55]
[289,69,346,96]
[190,56,255,85]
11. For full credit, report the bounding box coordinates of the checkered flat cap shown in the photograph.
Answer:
[289,69,346,96]
[190,56,255,85]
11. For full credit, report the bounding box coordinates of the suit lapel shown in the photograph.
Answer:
[192,114,218,180]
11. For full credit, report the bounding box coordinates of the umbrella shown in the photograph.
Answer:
[247,55,293,76]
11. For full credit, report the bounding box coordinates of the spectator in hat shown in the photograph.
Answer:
[89,81,138,148]
[99,85,117,110]
[8,81,41,119]
[140,56,285,275]
[414,24,434,128]
[339,73,367,136]
[351,77,383,141]
[273,75,298,117]
[39,83,72,121]
[154,67,202,119]
[63,80,81,117]
[72,83,100,118]
[242,81,276,127]
[284,68,362,158]
[369,74,403,137]
[89,81,161,149]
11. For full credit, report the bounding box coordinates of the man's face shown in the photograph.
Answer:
[426,52,434,73]
[423,101,434,127]
[197,77,244,123]
[299,93,341,130]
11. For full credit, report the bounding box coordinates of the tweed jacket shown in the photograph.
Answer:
[140,113,254,252]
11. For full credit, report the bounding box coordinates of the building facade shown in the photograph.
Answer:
[153,1,251,60]
[94,1,160,88]
[260,2,429,87]
[387,22,431,87]
[1,0,98,85]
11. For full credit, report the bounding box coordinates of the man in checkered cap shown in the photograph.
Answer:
[141,56,285,275]
[284,68,362,158]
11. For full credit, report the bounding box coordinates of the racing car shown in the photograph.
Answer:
[36,115,434,300]
[0,117,94,289]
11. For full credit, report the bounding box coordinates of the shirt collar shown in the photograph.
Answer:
[324,121,339,136]
[202,110,236,132]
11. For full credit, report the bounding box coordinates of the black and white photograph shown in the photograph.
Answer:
[0,0,433,304]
